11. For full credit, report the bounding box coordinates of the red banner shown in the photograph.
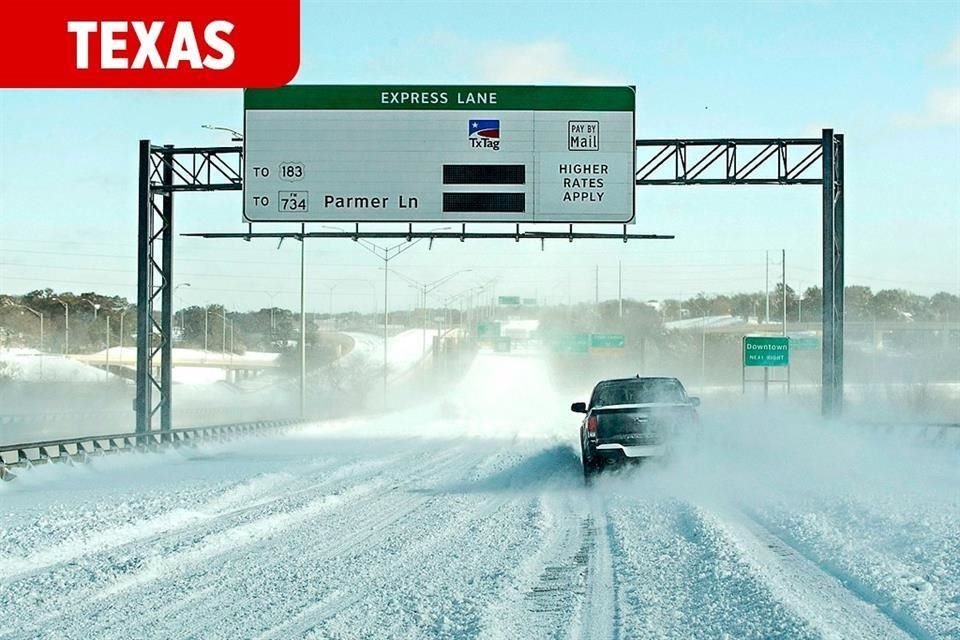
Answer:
[0,1,300,88]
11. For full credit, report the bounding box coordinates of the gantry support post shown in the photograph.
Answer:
[821,130,845,417]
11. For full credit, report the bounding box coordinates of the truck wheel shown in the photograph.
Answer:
[582,458,599,482]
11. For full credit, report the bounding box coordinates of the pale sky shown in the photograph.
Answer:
[1,0,958,314]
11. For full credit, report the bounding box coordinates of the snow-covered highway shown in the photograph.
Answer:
[1,352,957,639]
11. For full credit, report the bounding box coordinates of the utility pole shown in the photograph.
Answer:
[595,264,599,306]
[765,250,770,324]
[119,308,127,351]
[781,249,787,336]
[299,223,306,420]
[105,316,111,382]
[618,260,623,319]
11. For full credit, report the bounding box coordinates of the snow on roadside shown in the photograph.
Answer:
[604,408,960,640]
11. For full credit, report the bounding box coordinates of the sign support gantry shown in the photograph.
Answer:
[135,129,844,438]
[136,141,242,437]
[634,130,844,416]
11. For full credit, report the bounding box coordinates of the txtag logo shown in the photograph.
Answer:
[469,119,500,150]
[0,1,300,88]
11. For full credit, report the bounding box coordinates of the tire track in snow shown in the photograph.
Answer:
[478,492,583,640]
[732,506,934,640]
[95,444,495,640]
[473,481,617,640]
[0,443,472,639]
[603,494,820,639]
[576,496,617,640]
[1,441,431,583]
[277,446,579,640]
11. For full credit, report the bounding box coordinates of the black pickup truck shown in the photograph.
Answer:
[572,376,699,477]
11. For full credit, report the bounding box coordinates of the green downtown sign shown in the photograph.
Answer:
[743,336,790,367]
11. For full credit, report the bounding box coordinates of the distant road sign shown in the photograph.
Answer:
[788,335,820,351]
[243,85,636,223]
[476,321,501,338]
[590,333,625,349]
[743,336,790,367]
[550,333,590,353]
[498,296,521,306]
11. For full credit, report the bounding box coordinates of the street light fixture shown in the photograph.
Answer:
[173,283,192,335]
[8,302,44,351]
[201,124,243,142]
[82,299,101,320]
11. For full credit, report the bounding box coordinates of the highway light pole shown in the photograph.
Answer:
[300,224,306,419]
[323,224,448,407]
[53,298,69,354]
[209,310,229,354]
[687,299,708,394]
[119,307,129,350]
[391,268,472,355]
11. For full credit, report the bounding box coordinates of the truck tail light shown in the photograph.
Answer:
[586,415,598,435]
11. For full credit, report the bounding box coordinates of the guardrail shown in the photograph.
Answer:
[0,419,302,481]
[857,421,960,442]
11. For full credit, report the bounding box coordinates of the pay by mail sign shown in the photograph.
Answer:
[0,0,300,88]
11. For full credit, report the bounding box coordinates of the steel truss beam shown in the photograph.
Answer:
[636,131,845,417]
[635,138,823,185]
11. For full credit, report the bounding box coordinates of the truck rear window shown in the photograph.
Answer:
[593,379,686,407]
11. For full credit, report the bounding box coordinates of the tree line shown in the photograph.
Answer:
[2,285,957,355]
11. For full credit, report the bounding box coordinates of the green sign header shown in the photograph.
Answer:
[498,296,521,306]
[743,336,790,367]
[245,85,636,112]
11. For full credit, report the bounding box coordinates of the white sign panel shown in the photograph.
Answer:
[243,85,635,223]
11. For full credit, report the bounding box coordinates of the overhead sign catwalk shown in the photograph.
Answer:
[243,85,636,223]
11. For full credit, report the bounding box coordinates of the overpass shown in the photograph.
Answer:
[69,347,282,382]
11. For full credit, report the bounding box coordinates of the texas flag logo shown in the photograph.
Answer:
[469,119,499,138]
[469,119,500,150]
